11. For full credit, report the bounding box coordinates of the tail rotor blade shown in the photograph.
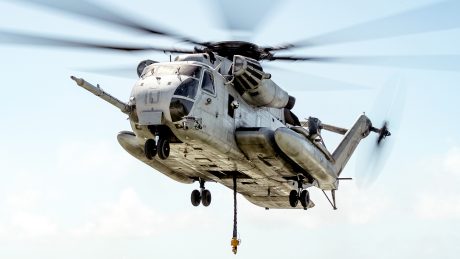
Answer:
[356,76,407,188]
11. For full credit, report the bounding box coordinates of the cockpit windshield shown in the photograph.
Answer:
[173,78,198,99]
[143,64,202,79]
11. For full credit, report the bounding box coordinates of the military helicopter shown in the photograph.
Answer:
[70,43,390,210]
[2,0,457,254]
[70,43,391,254]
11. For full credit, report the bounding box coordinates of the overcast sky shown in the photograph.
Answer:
[1,0,459,258]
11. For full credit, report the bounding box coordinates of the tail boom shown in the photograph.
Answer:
[332,115,372,175]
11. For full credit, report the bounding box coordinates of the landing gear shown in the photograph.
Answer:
[144,137,170,160]
[322,189,338,210]
[144,139,157,160]
[191,189,201,206]
[157,138,170,160]
[289,177,311,209]
[299,190,310,208]
[289,190,298,207]
[190,179,211,207]
[201,189,212,207]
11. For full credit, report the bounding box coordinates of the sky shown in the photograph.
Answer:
[0,0,460,258]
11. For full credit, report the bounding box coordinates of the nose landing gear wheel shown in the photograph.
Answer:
[144,139,157,160]
[289,190,299,207]
[300,190,310,209]
[157,138,170,160]
[201,189,212,207]
[191,189,201,206]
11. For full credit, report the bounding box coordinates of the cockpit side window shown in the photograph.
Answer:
[202,70,215,95]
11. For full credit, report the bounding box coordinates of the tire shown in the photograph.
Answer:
[191,189,201,206]
[144,139,157,160]
[300,190,310,208]
[201,189,212,207]
[289,190,298,208]
[157,138,170,160]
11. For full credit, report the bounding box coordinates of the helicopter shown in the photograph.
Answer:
[2,0,457,254]
[70,45,390,209]
[69,42,393,254]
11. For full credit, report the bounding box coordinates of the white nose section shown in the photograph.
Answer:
[132,76,179,125]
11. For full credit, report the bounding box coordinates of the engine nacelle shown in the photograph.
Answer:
[137,59,158,77]
[232,55,295,109]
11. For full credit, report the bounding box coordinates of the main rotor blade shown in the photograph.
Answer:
[0,30,195,53]
[76,65,137,78]
[269,54,460,72]
[12,0,204,45]
[211,0,281,34]
[263,63,369,91]
[282,0,460,49]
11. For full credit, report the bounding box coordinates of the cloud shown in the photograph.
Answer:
[1,188,212,241]
[70,188,211,238]
[414,194,460,220]
[56,140,135,176]
[443,147,460,175]
[6,190,42,210]
[412,147,460,220]
[0,190,58,240]
[243,187,390,229]
[8,212,59,239]
[0,224,6,237]
[70,188,163,238]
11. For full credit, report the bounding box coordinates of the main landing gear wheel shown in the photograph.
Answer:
[289,176,311,209]
[144,139,157,160]
[190,180,212,207]
[157,138,170,160]
[191,189,201,206]
[289,190,299,207]
[299,190,310,209]
[201,189,212,207]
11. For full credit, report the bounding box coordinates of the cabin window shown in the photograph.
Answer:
[228,95,235,118]
[202,70,215,95]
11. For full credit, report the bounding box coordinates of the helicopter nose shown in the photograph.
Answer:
[169,78,199,122]
[133,76,199,125]
[132,77,179,125]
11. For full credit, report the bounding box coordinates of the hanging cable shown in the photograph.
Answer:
[231,175,240,254]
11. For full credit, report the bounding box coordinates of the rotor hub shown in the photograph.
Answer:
[202,41,270,61]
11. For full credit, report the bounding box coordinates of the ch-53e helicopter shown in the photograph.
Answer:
[69,43,391,253]
[71,45,391,212]
[4,0,456,254]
